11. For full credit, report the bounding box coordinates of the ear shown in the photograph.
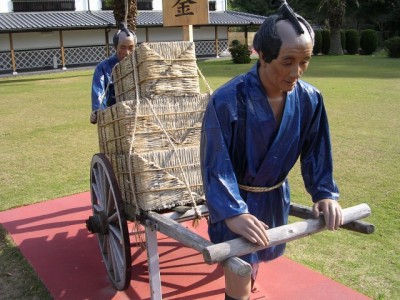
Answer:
[258,51,265,63]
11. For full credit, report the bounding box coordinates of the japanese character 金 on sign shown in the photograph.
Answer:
[162,0,209,27]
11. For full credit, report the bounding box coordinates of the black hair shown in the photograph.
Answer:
[253,0,314,63]
[113,22,136,48]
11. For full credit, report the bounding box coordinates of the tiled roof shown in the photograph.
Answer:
[0,10,266,33]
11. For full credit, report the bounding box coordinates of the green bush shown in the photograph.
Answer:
[313,30,322,55]
[321,29,330,55]
[345,29,360,55]
[231,39,240,47]
[360,29,379,55]
[384,37,400,58]
[229,41,251,64]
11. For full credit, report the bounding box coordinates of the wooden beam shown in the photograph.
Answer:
[59,30,66,70]
[145,211,252,277]
[215,26,219,58]
[182,25,193,42]
[244,25,248,48]
[105,28,110,57]
[9,33,17,75]
[203,203,372,264]
[289,203,375,234]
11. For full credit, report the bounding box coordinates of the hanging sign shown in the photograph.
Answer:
[162,0,209,27]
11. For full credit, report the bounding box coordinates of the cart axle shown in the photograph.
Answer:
[86,212,109,235]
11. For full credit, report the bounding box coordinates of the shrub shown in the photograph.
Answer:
[384,37,400,58]
[229,41,251,64]
[231,39,240,47]
[360,29,379,55]
[321,29,330,55]
[313,30,322,55]
[345,29,360,55]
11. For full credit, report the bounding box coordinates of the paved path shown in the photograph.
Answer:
[0,193,371,300]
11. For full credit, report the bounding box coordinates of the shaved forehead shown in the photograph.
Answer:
[117,31,135,44]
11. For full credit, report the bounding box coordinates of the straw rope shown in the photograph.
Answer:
[127,49,141,214]
[238,179,286,193]
[139,74,199,83]
[197,65,213,94]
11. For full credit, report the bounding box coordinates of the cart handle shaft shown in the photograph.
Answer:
[203,203,372,264]
[145,211,252,277]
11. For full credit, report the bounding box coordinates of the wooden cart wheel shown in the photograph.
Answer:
[86,153,131,291]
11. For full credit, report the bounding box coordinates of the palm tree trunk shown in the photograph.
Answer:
[327,0,346,55]
[329,28,343,54]
[113,0,138,31]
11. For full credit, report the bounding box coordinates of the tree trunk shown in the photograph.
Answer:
[113,0,137,31]
[329,28,343,54]
[327,0,346,55]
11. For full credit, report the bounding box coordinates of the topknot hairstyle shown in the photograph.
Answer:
[253,0,314,63]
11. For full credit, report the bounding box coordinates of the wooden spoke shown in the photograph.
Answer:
[89,154,131,291]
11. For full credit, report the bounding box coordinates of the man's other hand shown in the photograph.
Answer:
[312,199,343,230]
[225,214,269,246]
[90,110,98,124]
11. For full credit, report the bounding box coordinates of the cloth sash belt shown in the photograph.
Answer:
[238,178,285,193]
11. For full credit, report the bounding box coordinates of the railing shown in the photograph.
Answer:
[12,0,75,12]
[0,40,229,74]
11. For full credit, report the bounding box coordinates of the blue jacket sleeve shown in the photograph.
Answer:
[91,65,106,111]
[200,97,249,224]
[300,92,339,202]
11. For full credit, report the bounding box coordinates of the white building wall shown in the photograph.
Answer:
[12,32,60,50]
[2,26,227,51]
[193,26,227,40]
[75,0,102,11]
[64,29,106,46]
[150,0,225,12]
[152,0,163,11]
[0,0,13,13]
[215,0,227,11]
[0,34,9,51]
[146,27,186,42]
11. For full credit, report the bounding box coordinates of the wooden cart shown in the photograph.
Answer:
[85,41,374,299]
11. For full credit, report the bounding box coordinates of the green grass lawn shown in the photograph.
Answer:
[0,55,399,299]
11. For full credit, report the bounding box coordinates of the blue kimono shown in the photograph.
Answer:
[91,54,119,111]
[200,62,339,264]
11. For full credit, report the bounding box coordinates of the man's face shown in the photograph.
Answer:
[259,20,313,97]
[116,34,135,61]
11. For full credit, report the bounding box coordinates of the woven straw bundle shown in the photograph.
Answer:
[136,41,200,98]
[112,52,138,103]
[108,146,204,211]
[97,41,212,212]
[97,93,210,154]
